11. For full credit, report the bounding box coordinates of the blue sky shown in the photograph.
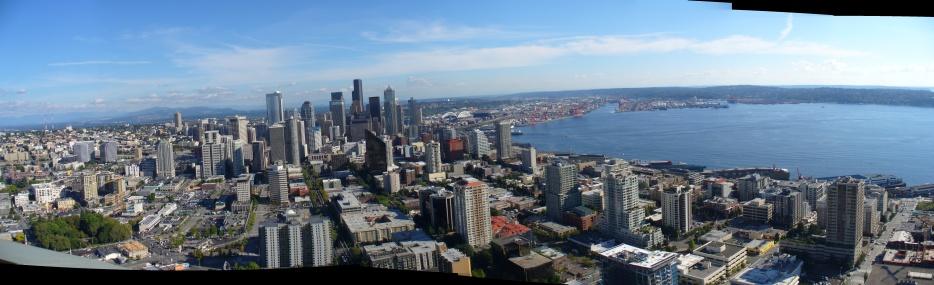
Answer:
[1,0,933,119]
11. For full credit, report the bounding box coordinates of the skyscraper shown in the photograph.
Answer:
[495,120,512,160]
[228,116,248,143]
[306,127,322,153]
[368,96,383,134]
[351,79,364,117]
[408,97,421,138]
[301,100,316,128]
[425,141,442,174]
[521,147,538,175]
[156,139,175,178]
[174,111,183,130]
[285,116,302,165]
[251,140,268,172]
[364,130,394,174]
[383,86,399,135]
[453,178,492,249]
[268,164,289,205]
[662,186,692,235]
[329,92,347,138]
[268,123,286,164]
[266,91,284,124]
[100,141,117,163]
[602,159,662,247]
[468,129,490,159]
[826,177,864,264]
[545,160,580,221]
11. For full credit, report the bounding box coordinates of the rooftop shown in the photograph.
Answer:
[731,254,802,285]
[598,243,678,269]
[509,251,552,269]
[0,240,127,270]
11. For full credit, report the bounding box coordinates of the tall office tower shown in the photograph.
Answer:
[254,123,269,143]
[251,141,268,172]
[662,186,692,235]
[367,96,383,133]
[155,139,175,178]
[408,97,423,126]
[74,142,91,163]
[597,243,679,285]
[268,123,287,164]
[201,141,226,178]
[174,111,183,129]
[545,160,580,221]
[737,173,769,201]
[228,116,249,143]
[468,129,490,159]
[329,92,347,137]
[307,127,322,153]
[395,104,405,136]
[100,141,118,163]
[439,127,457,142]
[232,141,246,177]
[826,177,865,265]
[773,190,805,228]
[320,117,333,140]
[301,100,316,128]
[81,172,98,206]
[259,217,332,269]
[266,91,284,124]
[364,130,394,174]
[329,126,341,142]
[351,79,364,117]
[420,188,456,233]
[407,97,421,138]
[285,116,302,165]
[602,159,662,247]
[495,120,512,160]
[268,164,289,204]
[424,141,442,173]
[247,126,257,144]
[383,86,399,135]
[521,147,538,175]
[453,178,492,249]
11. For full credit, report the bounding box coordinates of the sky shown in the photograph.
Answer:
[1,0,933,120]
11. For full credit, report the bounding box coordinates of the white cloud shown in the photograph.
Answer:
[173,45,298,84]
[780,14,793,41]
[48,60,151,66]
[362,21,513,43]
[407,76,434,88]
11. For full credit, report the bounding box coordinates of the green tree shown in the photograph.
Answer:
[688,240,697,251]
[146,193,156,203]
[472,268,486,278]
[193,248,205,265]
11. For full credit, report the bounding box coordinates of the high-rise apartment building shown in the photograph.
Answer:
[545,160,579,221]
[156,139,175,178]
[454,178,492,249]
[662,186,692,235]
[495,121,512,160]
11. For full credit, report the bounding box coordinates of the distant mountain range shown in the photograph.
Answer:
[3,85,934,130]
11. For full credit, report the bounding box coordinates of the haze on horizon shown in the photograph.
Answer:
[1,0,933,119]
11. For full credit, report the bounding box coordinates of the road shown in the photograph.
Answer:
[846,198,918,284]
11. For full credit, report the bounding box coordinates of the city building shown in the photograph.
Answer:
[825,177,865,265]
[365,130,394,174]
[730,254,802,285]
[439,248,472,277]
[340,210,416,245]
[363,240,443,271]
[100,141,117,163]
[383,86,400,135]
[424,141,442,174]
[603,159,663,247]
[259,217,332,268]
[352,79,364,117]
[545,160,580,221]
[31,183,62,205]
[742,198,773,224]
[468,129,490,159]
[692,241,747,274]
[266,91,284,124]
[737,174,769,202]
[495,120,512,160]
[330,92,347,137]
[285,116,302,165]
[662,186,692,235]
[268,164,289,205]
[772,190,805,228]
[454,178,493,249]
[597,243,680,285]
[268,123,286,164]
[521,147,538,175]
[156,139,175,178]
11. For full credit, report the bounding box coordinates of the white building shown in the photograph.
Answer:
[454,178,492,249]
[30,183,62,205]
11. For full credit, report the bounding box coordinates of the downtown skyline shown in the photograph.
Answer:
[1,0,934,121]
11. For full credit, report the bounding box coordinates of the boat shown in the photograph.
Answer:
[510,126,523,135]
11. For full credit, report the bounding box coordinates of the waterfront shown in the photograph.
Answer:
[515,103,934,185]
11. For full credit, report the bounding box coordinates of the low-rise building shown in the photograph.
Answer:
[678,254,727,285]
[692,241,747,275]
[118,240,150,259]
[730,254,802,285]
[341,210,416,245]
[742,198,772,224]
[439,248,472,277]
